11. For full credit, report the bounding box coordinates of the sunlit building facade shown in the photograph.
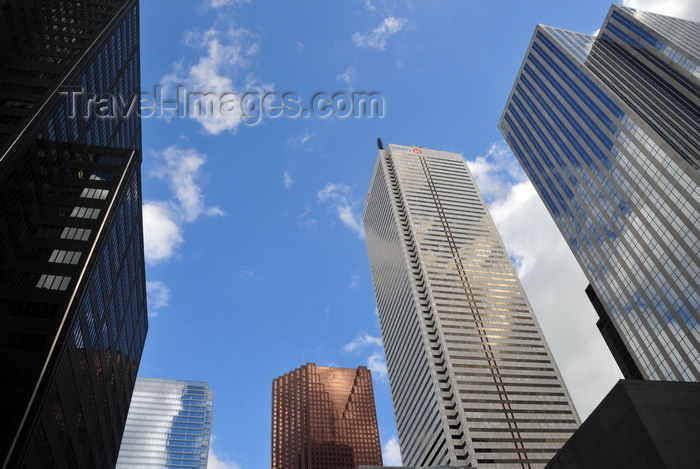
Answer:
[363,144,579,468]
[0,1,147,468]
[499,5,699,381]
[115,378,213,469]
[272,363,383,469]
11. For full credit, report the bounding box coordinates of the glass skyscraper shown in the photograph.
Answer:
[115,378,214,469]
[499,5,699,381]
[272,363,383,469]
[0,1,147,468]
[363,144,579,468]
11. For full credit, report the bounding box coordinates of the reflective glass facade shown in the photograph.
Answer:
[500,5,699,381]
[115,378,213,469]
[272,364,383,469]
[363,145,579,468]
[0,1,146,468]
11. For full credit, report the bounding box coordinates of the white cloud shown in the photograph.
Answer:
[367,351,388,380]
[467,141,527,203]
[142,202,183,264]
[344,332,387,381]
[283,171,293,189]
[352,16,407,51]
[207,437,241,469]
[143,146,223,265]
[476,142,622,419]
[146,281,170,317]
[336,66,357,87]
[161,24,265,134]
[349,274,360,289]
[382,436,402,466]
[317,183,364,238]
[622,0,700,21]
[151,146,225,222]
[338,205,363,236]
[343,332,382,352]
[295,41,304,50]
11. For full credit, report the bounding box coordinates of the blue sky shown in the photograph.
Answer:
[135,1,700,467]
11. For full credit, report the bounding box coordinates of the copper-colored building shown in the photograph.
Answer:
[272,363,383,469]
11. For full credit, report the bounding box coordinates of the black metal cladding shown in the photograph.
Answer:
[0,1,146,468]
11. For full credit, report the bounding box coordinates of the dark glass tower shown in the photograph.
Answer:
[500,5,699,381]
[272,364,383,469]
[0,1,147,468]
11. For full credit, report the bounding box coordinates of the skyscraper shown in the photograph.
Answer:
[115,378,214,469]
[499,5,699,381]
[0,1,146,468]
[271,363,383,469]
[363,144,579,468]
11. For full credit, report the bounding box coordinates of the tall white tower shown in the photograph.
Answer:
[363,143,579,468]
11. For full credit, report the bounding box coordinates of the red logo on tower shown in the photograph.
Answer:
[412,148,422,154]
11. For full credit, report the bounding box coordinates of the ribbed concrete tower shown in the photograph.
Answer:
[363,144,579,468]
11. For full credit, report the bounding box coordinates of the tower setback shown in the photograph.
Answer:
[272,363,383,469]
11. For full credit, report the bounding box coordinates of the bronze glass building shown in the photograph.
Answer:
[0,1,146,468]
[272,364,383,469]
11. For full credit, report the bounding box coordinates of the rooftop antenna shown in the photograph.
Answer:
[377,138,384,150]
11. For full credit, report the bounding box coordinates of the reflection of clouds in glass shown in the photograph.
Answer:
[116,378,213,468]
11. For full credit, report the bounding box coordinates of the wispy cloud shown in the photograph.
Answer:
[143,145,224,265]
[352,16,407,51]
[364,0,377,12]
[343,332,387,381]
[382,436,402,466]
[240,270,261,281]
[210,0,251,8]
[317,183,364,238]
[286,131,315,147]
[283,171,293,189]
[298,206,318,231]
[245,43,260,56]
[146,281,170,317]
[622,0,700,21]
[343,332,382,352]
[336,66,357,87]
[348,274,360,289]
[161,23,265,134]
